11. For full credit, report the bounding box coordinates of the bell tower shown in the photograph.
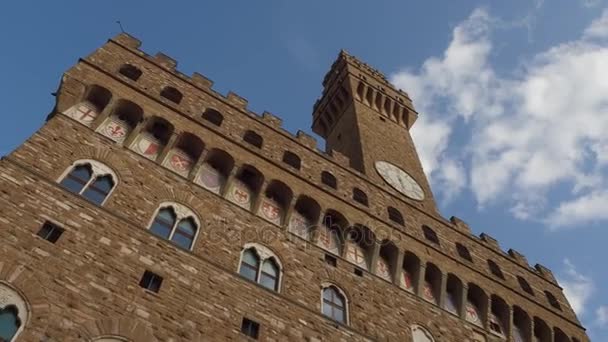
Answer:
[312,51,437,210]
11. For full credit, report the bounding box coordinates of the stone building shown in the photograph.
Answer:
[0,33,589,341]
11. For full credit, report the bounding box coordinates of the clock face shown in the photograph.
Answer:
[375,161,425,201]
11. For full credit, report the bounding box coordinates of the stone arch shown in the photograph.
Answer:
[411,324,435,342]
[78,317,157,342]
[238,242,284,292]
[69,145,135,186]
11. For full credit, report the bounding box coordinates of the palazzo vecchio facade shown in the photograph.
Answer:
[0,34,589,342]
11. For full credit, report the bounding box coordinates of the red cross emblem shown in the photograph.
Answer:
[466,303,479,323]
[76,105,97,122]
[348,245,366,265]
[170,154,191,172]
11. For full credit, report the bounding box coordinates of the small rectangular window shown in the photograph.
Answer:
[37,221,64,243]
[241,317,260,339]
[139,270,163,293]
[324,254,337,267]
[354,268,364,277]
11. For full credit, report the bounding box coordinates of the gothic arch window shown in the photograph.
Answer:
[258,180,292,226]
[487,260,505,279]
[0,282,29,342]
[59,160,117,205]
[160,86,183,104]
[288,195,320,240]
[227,165,264,211]
[238,244,282,292]
[201,108,223,126]
[422,225,440,245]
[545,291,562,310]
[321,284,348,324]
[243,130,263,149]
[387,206,404,226]
[130,117,174,161]
[162,132,204,177]
[63,84,112,127]
[411,325,434,342]
[352,188,368,206]
[97,99,143,143]
[321,171,337,189]
[456,243,473,262]
[317,210,347,256]
[118,64,142,81]
[148,203,200,250]
[517,276,535,296]
[195,149,234,195]
[282,151,301,170]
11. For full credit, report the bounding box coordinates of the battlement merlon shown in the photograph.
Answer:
[311,50,419,138]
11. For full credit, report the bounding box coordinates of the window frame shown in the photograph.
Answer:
[0,282,29,342]
[320,284,348,325]
[58,160,118,206]
[147,203,201,251]
[237,244,283,292]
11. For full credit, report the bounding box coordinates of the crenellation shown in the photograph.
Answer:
[111,33,142,49]
[226,91,248,110]
[508,249,530,268]
[479,233,501,252]
[449,216,472,234]
[191,72,214,89]
[261,111,283,128]
[296,130,317,149]
[534,264,558,284]
[153,52,178,70]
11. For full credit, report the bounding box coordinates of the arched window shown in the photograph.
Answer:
[98,100,143,143]
[352,188,368,206]
[321,171,337,189]
[160,86,183,104]
[118,64,142,81]
[201,108,223,126]
[243,130,263,148]
[131,117,173,161]
[238,244,282,292]
[517,276,535,296]
[321,285,347,324]
[377,241,398,282]
[59,161,117,205]
[487,260,505,279]
[422,225,440,245]
[490,295,508,337]
[148,203,199,250]
[387,206,404,226]
[63,85,112,127]
[0,283,28,342]
[282,151,301,170]
[411,325,434,342]
[456,243,473,262]
[545,291,562,310]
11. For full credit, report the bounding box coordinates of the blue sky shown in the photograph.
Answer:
[0,0,607,339]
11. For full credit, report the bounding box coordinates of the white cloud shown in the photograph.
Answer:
[597,306,608,327]
[585,9,608,39]
[582,0,602,8]
[558,259,595,317]
[390,7,608,228]
[546,191,608,228]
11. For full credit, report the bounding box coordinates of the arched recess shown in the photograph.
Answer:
[97,99,143,143]
[0,282,29,342]
[423,263,441,305]
[162,132,204,177]
[401,251,420,292]
[513,305,531,342]
[466,283,488,328]
[344,224,375,271]
[288,195,320,240]
[554,328,571,342]
[534,317,551,342]
[79,317,156,342]
[411,324,434,342]
[376,240,398,282]
[317,210,348,256]
[257,180,293,226]
[445,273,463,315]
[201,108,223,126]
[130,116,174,161]
[160,86,183,104]
[489,295,509,337]
[63,84,112,127]
[226,164,264,211]
[195,148,234,195]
